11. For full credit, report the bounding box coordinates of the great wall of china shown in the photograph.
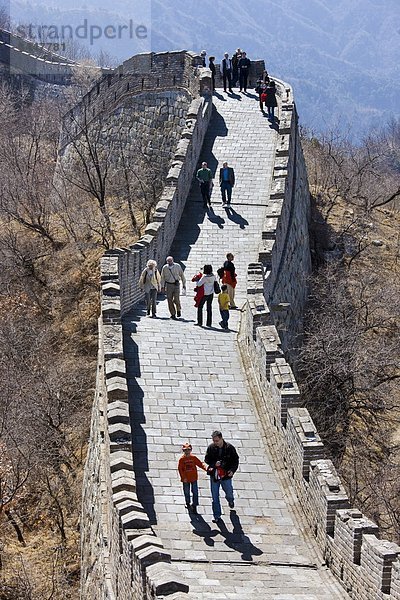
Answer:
[1,33,399,599]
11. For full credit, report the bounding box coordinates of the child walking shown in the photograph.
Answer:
[218,284,230,329]
[178,443,207,514]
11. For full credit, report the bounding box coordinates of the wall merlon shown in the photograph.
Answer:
[270,178,286,199]
[276,134,290,157]
[102,282,121,297]
[286,407,324,480]
[131,535,164,553]
[135,545,171,569]
[265,198,284,218]
[107,402,130,425]
[115,498,146,516]
[121,510,150,530]
[101,255,120,281]
[391,560,400,599]
[105,377,128,401]
[262,217,279,240]
[105,359,126,379]
[109,451,134,474]
[145,563,190,597]
[102,324,124,359]
[258,239,275,267]
[108,423,132,445]
[111,470,137,495]
[361,535,400,594]
[308,460,350,540]
[334,509,379,566]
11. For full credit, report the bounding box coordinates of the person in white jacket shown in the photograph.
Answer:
[195,264,217,327]
[139,259,161,317]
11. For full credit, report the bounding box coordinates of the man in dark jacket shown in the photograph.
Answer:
[220,53,233,93]
[238,51,251,92]
[219,161,235,207]
[205,430,239,522]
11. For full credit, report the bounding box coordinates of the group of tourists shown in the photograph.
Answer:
[201,48,251,93]
[200,48,278,121]
[178,430,239,522]
[139,253,237,329]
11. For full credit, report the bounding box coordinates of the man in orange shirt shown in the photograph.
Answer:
[178,443,207,514]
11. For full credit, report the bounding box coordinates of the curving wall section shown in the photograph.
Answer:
[80,53,212,599]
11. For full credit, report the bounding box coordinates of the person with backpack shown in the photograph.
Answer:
[139,259,161,317]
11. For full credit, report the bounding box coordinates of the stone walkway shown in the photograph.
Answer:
[123,92,347,598]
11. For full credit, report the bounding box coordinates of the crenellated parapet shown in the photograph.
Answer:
[80,53,212,598]
[241,76,400,598]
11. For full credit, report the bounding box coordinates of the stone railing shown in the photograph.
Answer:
[240,79,400,600]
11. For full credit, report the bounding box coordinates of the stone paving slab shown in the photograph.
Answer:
[122,92,348,598]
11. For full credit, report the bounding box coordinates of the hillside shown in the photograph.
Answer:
[7,0,400,134]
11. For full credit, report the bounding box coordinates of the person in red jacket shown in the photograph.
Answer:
[222,252,237,308]
[191,272,205,307]
[178,443,207,513]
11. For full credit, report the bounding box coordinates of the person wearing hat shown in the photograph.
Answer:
[200,50,207,67]
[177,443,207,513]
[220,52,233,93]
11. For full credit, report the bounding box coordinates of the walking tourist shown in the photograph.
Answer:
[160,256,186,319]
[200,50,207,67]
[178,442,207,514]
[139,259,161,317]
[205,430,239,523]
[195,264,217,327]
[219,162,235,207]
[218,284,230,329]
[255,78,268,112]
[196,161,213,208]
